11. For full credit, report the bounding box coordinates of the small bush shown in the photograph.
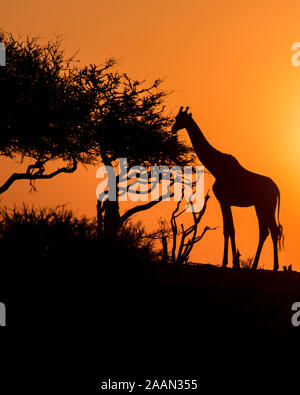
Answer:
[0,205,97,262]
[0,205,157,269]
[240,256,254,270]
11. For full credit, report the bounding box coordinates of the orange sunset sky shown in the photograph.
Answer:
[1,0,300,270]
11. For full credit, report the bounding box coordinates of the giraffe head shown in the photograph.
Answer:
[171,106,192,133]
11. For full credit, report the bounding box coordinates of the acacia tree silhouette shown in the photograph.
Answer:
[83,71,194,237]
[0,31,101,194]
[0,31,193,238]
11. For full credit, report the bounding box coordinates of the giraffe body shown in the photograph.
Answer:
[171,106,283,270]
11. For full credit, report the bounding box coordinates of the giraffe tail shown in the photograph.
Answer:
[276,190,284,251]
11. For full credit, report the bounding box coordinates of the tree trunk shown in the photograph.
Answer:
[161,236,168,262]
[96,200,104,239]
[103,199,121,238]
[96,199,122,239]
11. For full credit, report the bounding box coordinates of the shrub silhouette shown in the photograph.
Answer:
[0,205,157,277]
[0,205,97,262]
[117,219,157,260]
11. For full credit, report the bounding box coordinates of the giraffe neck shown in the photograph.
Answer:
[185,118,223,177]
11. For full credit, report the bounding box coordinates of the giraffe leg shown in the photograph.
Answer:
[222,232,229,268]
[269,218,279,271]
[220,204,238,268]
[230,231,240,269]
[219,204,229,267]
[227,208,239,269]
[252,206,269,270]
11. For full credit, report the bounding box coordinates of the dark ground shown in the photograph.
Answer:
[99,259,300,333]
[96,260,300,389]
[1,254,299,391]
[148,262,300,334]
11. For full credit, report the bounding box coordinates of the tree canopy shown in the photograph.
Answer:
[0,31,193,198]
[0,32,99,194]
[81,68,192,167]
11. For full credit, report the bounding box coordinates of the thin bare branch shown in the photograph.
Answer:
[0,159,77,195]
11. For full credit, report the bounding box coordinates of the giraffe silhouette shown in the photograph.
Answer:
[171,106,283,271]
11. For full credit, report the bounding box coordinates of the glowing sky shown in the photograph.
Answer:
[1,0,300,270]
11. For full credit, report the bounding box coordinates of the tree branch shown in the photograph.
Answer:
[120,190,174,224]
[0,159,77,195]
